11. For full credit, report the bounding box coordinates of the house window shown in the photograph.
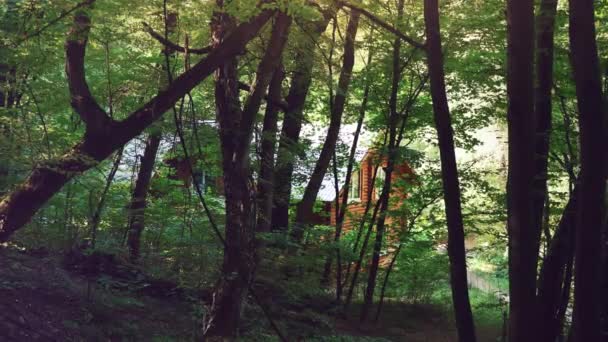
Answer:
[374,167,386,199]
[348,170,361,200]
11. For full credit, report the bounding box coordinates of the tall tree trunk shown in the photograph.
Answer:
[332,36,374,301]
[531,0,557,252]
[292,10,359,242]
[257,65,285,232]
[272,10,336,231]
[569,0,606,339]
[537,186,577,341]
[126,133,161,261]
[344,181,383,309]
[126,10,176,262]
[601,59,608,339]
[424,0,476,339]
[359,176,394,322]
[360,1,403,320]
[601,216,608,337]
[0,8,273,242]
[205,8,289,337]
[505,0,538,338]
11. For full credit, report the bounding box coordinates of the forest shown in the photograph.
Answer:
[0,0,606,340]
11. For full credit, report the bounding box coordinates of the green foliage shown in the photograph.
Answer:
[2,0,604,339]
[384,240,450,303]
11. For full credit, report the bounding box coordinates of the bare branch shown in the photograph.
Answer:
[337,0,426,50]
[142,22,212,54]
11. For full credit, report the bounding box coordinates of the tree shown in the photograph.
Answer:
[272,5,337,231]
[0,4,273,242]
[257,64,286,233]
[126,10,177,262]
[505,0,538,338]
[293,9,360,242]
[568,0,607,339]
[205,5,290,336]
[423,0,476,339]
[359,0,404,322]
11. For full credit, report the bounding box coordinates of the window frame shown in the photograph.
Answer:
[374,166,386,200]
[348,169,361,201]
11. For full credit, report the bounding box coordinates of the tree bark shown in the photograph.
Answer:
[531,0,557,253]
[293,10,359,242]
[569,0,606,339]
[360,177,393,322]
[0,9,273,242]
[205,8,289,337]
[126,133,161,261]
[424,0,476,339]
[330,50,371,300]
[360,1,403,320]
[505,0,538,338]
[537,186,577,342]
[272,10,335,231]
[344,174,383,309]
[257,65,285,232]
[126,10,176,262]
[342,161,382,308]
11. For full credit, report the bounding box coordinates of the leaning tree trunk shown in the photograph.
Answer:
[204,8,289,337]
[272,9,336,231]
[568,0,606,339]
[505,0,539,339]
[424,0,476,339]
[0,6,273,242]
[292,10,359,242]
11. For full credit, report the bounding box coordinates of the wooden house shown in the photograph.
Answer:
[327,150,416,235]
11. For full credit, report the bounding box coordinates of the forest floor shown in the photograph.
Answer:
[0,244,501,341]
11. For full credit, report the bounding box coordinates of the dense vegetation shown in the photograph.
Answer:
[0,0,606,340]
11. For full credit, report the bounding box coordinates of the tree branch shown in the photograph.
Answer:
[237,11,292,160]
[142,22,212,54]
[238,81,288,111]
[115,10,274,149]
[337,0,426,50]
[0,10,274,242]
[65,11,113,131]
